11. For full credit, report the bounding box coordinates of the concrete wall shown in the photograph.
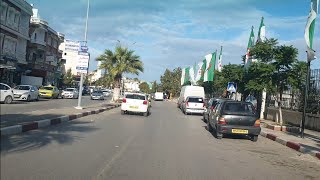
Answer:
[266,107,320,132]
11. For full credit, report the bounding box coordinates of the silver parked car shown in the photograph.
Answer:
[91,91,105,100]
[61,88,79,99]
[13,85,39,101]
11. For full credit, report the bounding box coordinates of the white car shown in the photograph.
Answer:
[102,89,111,97]
[121,93,150,116]
[13,85,40,101]
[181,96,205,115]
[154,92,164,101]
[0,83,14,104]
[61,88,79,99]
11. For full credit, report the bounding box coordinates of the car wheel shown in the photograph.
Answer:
[27,95,31,102]
[143,112,148,117]
[207,121,213,132]
[4,96,13,104]
[215,126,222,139]
[251,135,258,142]
[121,110,125,115]
[36,95,40,101]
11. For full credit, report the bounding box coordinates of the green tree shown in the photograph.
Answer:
[288,61,307,110]
[160,68,182,97]
[151,81,158,93]
[96,46,144,101]
[63,69,75,87]
[139,82,151,94]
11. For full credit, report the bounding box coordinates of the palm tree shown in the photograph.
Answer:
[96,46,144,101]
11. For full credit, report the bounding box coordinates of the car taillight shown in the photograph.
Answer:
[143,100,148,105]
[254,120,261,127]
[122,98,126,103]
[218,117,226,125]
[186,102,189,107]
[203,103,205,107]
[210,105,215,110]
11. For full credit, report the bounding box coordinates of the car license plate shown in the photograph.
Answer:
[130,106,138,109]
[232,129,248,134]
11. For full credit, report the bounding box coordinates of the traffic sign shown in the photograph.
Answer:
[227,82,237,93]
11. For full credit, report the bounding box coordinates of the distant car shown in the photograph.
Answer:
[0,83,14,104]
[207,101,261,141]
[203,98,231,122]
[82,87,90,95]
[121,93,150,116]
[91,91,105,100]
[181,96,205,115]
[102,89,111,97]
[177,85,205,109]
[61,88,79,99]
[39,86,60,99]
[154,92,164,101]
[13,85,39,101]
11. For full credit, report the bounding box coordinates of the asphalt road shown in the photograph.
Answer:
[0,95,111,115]
[1,101,319,180]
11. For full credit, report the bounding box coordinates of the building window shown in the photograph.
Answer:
[34,33,37,40]
[0,2,8,23]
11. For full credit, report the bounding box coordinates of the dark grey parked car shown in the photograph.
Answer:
[207,101,261,141]
[203,98,231,123]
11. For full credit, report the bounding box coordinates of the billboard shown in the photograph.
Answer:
[64,40,80,52]
[76,52,89,74]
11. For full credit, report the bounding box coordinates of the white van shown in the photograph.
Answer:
[177,85,205,108]
[154,92,164,101]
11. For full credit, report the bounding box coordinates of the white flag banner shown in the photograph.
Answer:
[203,54,212,82]
[181,68,186,86]
[195,61,204,81]
[189,66,195,85]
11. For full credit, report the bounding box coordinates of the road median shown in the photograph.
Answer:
[0,104,121,136]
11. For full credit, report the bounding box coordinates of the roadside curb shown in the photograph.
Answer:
[260,131,320,160]
[0,104,121,136]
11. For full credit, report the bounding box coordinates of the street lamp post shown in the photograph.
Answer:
[301,59,311,138]
[75,0,90,110]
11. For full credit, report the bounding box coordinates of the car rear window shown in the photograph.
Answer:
[222,102,255,115]
[14,86,30,90]
[188,97,203,103]
[40,87,53,90]
[126,94,146,100]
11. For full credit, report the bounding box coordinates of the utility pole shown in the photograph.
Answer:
[75,0,90,109]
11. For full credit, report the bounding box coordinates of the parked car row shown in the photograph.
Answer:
[0,83,110,104]
[177,85,261,142]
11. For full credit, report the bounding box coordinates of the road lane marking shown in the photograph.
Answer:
[93,135,135,180]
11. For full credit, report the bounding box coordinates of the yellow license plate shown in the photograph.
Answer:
[129,106,138,109]
[232,129,248,134]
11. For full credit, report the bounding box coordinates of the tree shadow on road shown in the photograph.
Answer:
[1,119,99,154]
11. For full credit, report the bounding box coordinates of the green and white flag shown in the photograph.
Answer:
[245,26,255,65]
[181,67,190,85]
[189,63,196,85]
[304,0,319,62]
[257,17,266,42]
[195,60,205,82]
[204,51,217,82]
[217,46,223,72]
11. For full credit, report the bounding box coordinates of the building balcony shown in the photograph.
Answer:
[30,39,47,48]
[30,17,48,26]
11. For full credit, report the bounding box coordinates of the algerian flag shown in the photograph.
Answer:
[217,46,223,72]
[181,67,190,85]
[189,63,196,85]
[304,0,319,62]
[204,51,217,82]
[195,61,205,82]
[245,26,255,65]
[257,17,266,42]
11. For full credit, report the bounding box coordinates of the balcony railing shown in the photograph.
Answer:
[30,39,46,46]
[30,17,48,26]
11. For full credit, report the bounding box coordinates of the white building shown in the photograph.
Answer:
[59,40,90,77]
[27,7,64,86]
[123,77,140,92]
[0,0,33,85]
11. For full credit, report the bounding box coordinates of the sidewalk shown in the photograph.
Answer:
[261,119,320,160]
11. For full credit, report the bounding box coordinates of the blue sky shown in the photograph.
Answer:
[27,0,320,81]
